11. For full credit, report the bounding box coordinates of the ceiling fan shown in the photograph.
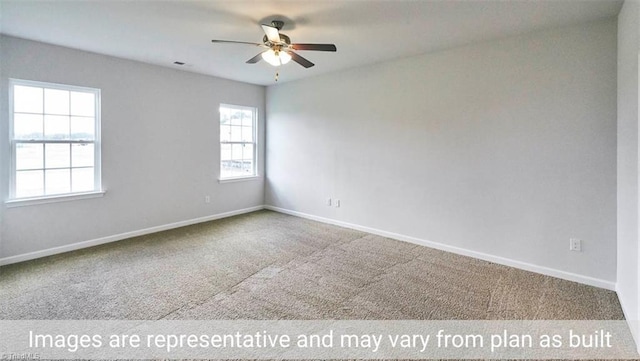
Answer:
[211,20,337,68]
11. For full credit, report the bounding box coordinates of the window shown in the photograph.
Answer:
[219,104,257,180]
[9,79,101,201]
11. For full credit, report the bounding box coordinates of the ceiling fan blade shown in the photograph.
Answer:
[261,24,281,43]
[288,51,315,68]
[211,40,263,46]
[246,52,264,64]
[291,43,337,52]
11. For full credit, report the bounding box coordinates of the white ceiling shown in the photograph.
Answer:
[0,0,623,86]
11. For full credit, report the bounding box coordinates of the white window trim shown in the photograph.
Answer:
[7,78,103,204]
[218,175,261,184]
[5,190,106,208]
[218,103,258,181]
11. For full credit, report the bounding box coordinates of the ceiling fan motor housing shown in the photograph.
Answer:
[263,33,291,45]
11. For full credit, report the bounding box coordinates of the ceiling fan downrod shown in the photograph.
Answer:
[270,20,285,30]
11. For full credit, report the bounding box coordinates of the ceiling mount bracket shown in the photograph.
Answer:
[270,20,285,30]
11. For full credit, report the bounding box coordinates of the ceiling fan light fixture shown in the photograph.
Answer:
[261,49,279,66]
[279,51,292,64]
[261,49,291,66]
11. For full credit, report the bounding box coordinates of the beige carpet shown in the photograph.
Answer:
[0,210,623,321]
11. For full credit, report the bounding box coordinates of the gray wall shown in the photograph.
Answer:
[266,20,618,284]
[0,36,265,259]
[617,0,640,347]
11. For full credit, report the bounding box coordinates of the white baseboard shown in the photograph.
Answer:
[2,203,617,291]
[264,205,616,291]
[0,205,265,266]
[616,288,640,354]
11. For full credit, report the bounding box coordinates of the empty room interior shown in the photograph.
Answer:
[1,0,640,359]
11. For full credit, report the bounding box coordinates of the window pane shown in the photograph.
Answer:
[230,111,242,125]
[44,115,70,140]
[242,160,254,174]
[221,143,231,161]
[14,113,43,140]
[220,107,230,124]
[16,170,44,198]
[72,143,94,167]
[220,167,233,178]
[44,88,70,115]
[72,168,94,192]
[220,165,232,178]
[232,144,243,160]
[221,163,244,178]
[230,126,242,142]
[71,116,95,140]
[70,91,95,116]
[220,125,231,142]
[241,110,253,126]
[16,143,44,170]
[45,169,71,195]
[241,126,253,142]
[243,144,254,160]
[14,85,43,114]
[45,143,70,168]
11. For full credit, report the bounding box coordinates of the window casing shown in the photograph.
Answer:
[219,104,257,180]
[8,79,102,201]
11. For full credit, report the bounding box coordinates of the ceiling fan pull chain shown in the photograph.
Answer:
[275,71,279,82]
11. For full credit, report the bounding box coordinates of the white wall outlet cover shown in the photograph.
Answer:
[570,238,582,252]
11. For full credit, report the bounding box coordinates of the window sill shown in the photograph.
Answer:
[218,175,261,184]
[5,190,106,208]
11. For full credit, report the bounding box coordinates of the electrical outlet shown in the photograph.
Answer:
[205,195,211,204]
[327,198,332,206]
[335,199,340,208]
[569,238,582,252]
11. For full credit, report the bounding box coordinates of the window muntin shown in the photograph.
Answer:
[9,79,101,200]
[219,104,257,179]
